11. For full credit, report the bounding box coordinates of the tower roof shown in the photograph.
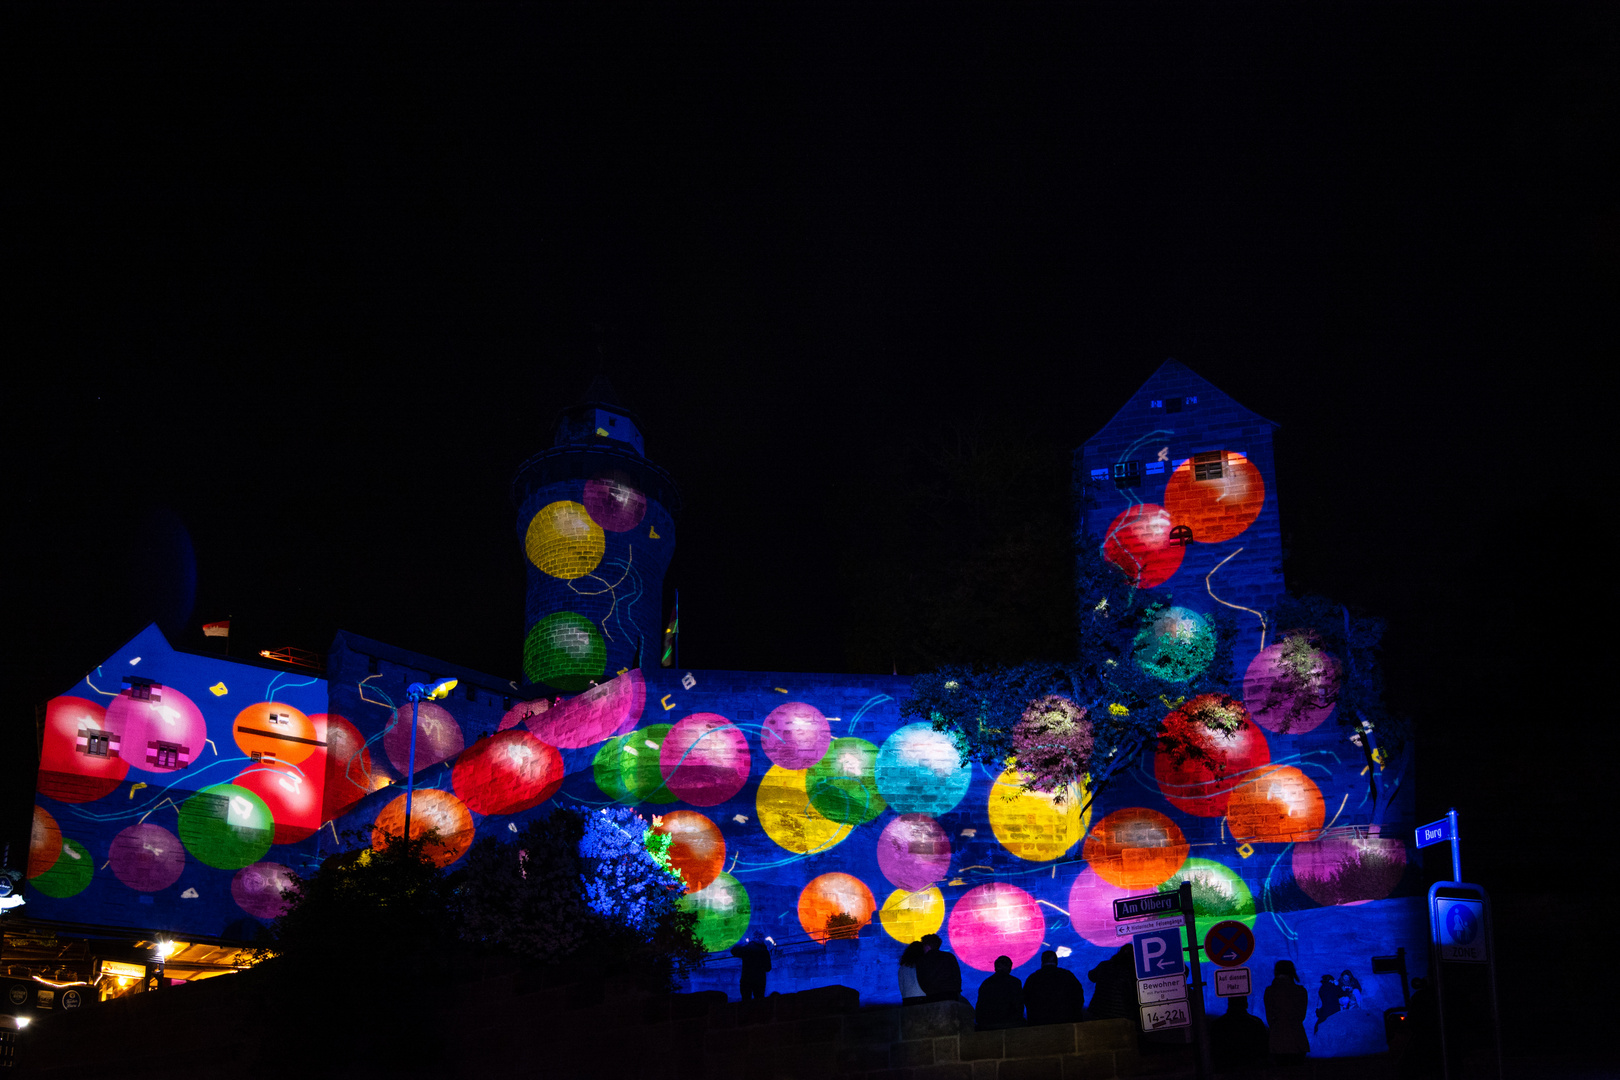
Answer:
[1084,359,1277,450]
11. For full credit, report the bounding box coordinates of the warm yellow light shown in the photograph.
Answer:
[14,1016,29,1030]
[101,960,144,979]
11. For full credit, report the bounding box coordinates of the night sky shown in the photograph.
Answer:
[11,5,1614,912]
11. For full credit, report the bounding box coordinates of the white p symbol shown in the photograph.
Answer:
[1142,939,1166,967]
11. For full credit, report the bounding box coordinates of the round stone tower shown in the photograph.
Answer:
[512,372,679,694]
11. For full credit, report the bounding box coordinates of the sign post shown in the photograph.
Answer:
[1178,881,1215,1080]
[1419,810,1502,1080]
[1114,885,1212,1080]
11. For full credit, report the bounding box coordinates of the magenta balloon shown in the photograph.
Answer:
[1242,642,1341,735]
[761,701,832,769]
[876,814,952,891]
[1291,834,1407,907]
[383,701,465,775]
[527,669,645,748]
[107,686,208,775]
[948,883,1045,972]
[660,713,751,807]
[108,823,186,892]
[1066,865,1148,948]
[583,474,648,532]
[232,861,296,920]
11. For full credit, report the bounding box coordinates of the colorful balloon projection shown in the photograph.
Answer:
[875,723,971,816]
[38,696,127,803]
[798,872,876,944]
[987,767,1089,862]
[760,701,833,770]
[383,700,465,776]
[525,500,605,579]
[29,838,92,898]
[593,724,678,805]
[526,669,644,749]
[451,729,565,815]
[1132,606,1216,683]
[875,814,952,891]
[232,701,318,765]
[1154,695,1269,816]
[524,611,607,691]
[806,737,886,826]
[232,861,296,920]
[660,713,751,807]
[1291,833,1407,906]
[679,872,751,953]
[232,760,321,845]
[28,806,61,879]
[371,789,476,868]
[1082,808,1189,889]
[583,473,647,533]
[947,883,1045,972]
[756,765,851,854]
[1102,504,1184,588]
[110,822,187,891]
[1225,766,1326,844]
[1155,859,1256,942]
[1163,451,1266,544]
[651,811,726,893]
[878,887,946,944]
[317,713,376,821]
[1067,865,1150,948]
[179,784,275,870]
[1243,638,1342,735]
[107,684,207,776]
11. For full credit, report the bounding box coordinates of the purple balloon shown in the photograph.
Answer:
[108,823,185,892]
[1292,834,1407,906]
[761,701,832,770]
[232,861,296,920]
[876,814,952,891]
[383,701,465,776]
[583,474,647,532]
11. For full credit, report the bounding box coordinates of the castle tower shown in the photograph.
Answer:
[512,372,679,694]
[1076,359,1284,663]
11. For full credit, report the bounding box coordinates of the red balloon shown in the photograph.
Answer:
[1164,452,1266,544]
[233,760,322,845]
[652,810,725,893]
[451,729,565,816]
[1154,697,1270,817]
[1102,504,1185,588]
[29,806,62,879]
[39,696,128,803]
[317,714,375,822]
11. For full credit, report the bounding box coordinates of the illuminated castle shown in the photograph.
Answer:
[16,362,1422,1059]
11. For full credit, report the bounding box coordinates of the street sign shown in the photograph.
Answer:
[1132,927,1186,980]
[1416,815,1454,848]
[1115,915,1185,937]
[1136,972,1188,1005]
[1203,920,1255,968]
[1114,891,1182,921]
[1140,999,1191,1031]
[1215,967,1252,997]
[1434,897,1488,963]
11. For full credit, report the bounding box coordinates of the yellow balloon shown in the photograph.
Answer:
[987,766,1091,862]
[878,887,945,943]
[525,501,605,580]
[757,765,853,855]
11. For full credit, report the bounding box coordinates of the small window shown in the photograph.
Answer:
[367,656,380,675]
[154,744,180,769]
[1089,468,1109,481]
[266,711,291,728]
[86,732,111,757]
[465,685,477,703]
[1193,451,1224,481]
[1145,461,1165,476]
[1112,461,1142,489]
[125,679,159,703]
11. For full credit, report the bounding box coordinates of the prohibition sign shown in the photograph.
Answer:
[1204,920,1255,968]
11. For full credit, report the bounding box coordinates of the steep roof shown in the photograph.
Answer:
[1084,359,1277,449]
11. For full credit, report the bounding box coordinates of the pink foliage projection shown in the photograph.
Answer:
[452,729,565,815]
[660,713,751,807]
[1291,833,1407,906]
[383,701,465,775]
[583,473,648,532]
[876,814,952,891]
[1101,504,1184,588]
[38,695,127,803]
[108,823,185,892]
[108,685,208,775]
[1066,865,1145,948]
[232,861,295,920]
[1243,640,1341,735]
[948,883,1045,971]
[761,701,833,769]
[526,669,645,748]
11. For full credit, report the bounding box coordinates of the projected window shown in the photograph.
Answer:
[125,679,159,703]
[1112,461,1142,489]
[81,730,113,757]
[152,742,184,770]
[1193,452,1225,481]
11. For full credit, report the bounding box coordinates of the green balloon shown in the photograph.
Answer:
[807,738,887,826]
[29,838,93,898]
[1156,858,1257,942]
[178,784,274,870]
[593,725,677,805]
[524,612,606,692]
[678,872,751,953]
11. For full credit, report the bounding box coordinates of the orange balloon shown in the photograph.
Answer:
[1082,808,1189,889]
[798,872,876,944]
[652,811,726,893]
[233,701,319,765]
[29,806,62,879]
[371,789,475,868]
[1226,765,1326,844]
[1164,452,1266,544]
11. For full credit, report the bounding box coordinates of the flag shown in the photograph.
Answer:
[203,621,230,638]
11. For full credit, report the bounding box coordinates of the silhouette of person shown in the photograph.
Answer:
[1315,974,1342,1032]
[915,933,964,1002]
[730,935,771,1001]
[1210,995,1269,1070]
[1024,950,1085,1024]
[1087,945,1138,1020]
[898,940,926,1004]
[974,955,1026,1030]
[1399,977,1442,1080]
[1264,959,1310,1065]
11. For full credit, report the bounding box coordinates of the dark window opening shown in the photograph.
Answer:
[1112,461,1142,489]
[85,732,111,757]
[367,656,380,675]
[1193,452,1225,481]
[1164,396,1183,413]
[465,685,477,703]
[153,743,181,769]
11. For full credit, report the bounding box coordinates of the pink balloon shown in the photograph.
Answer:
[1291,833,1407,907]
[660,713,751,807]
[383,701,465,776]
[876,814,952,891]
[107,685,208,775]
[232,861,296,920]
[583,473,648,532]
[761,701,832,769]
[947,883,1046,972]
[1066,865,1147,948]
[526,669,645,748]
[1243,642,1341,735]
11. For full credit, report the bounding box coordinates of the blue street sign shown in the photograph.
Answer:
[1415,815,1454,849]
[1433,897,1488,963]
[1133,927,1185,980]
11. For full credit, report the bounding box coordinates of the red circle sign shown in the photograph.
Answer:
[1204,920,1255,968]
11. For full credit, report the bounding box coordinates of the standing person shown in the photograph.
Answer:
[1315,974,1342,1032]
[730,935,771,1001]
[1024,950,1085,1024]
[1209,995,1269,1070]
[898,941,927,1004]
[1264,959,1310,1065]
[974,955,1026,1030]
[1087,945,1138,1020]
[915,934,964,1002]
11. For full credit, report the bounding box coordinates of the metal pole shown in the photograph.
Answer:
[404,695,420,843]
[1180,880,1214,1080]
[1448,807,1460,882]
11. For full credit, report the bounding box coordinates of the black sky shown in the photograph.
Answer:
[9,4,1615,889]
